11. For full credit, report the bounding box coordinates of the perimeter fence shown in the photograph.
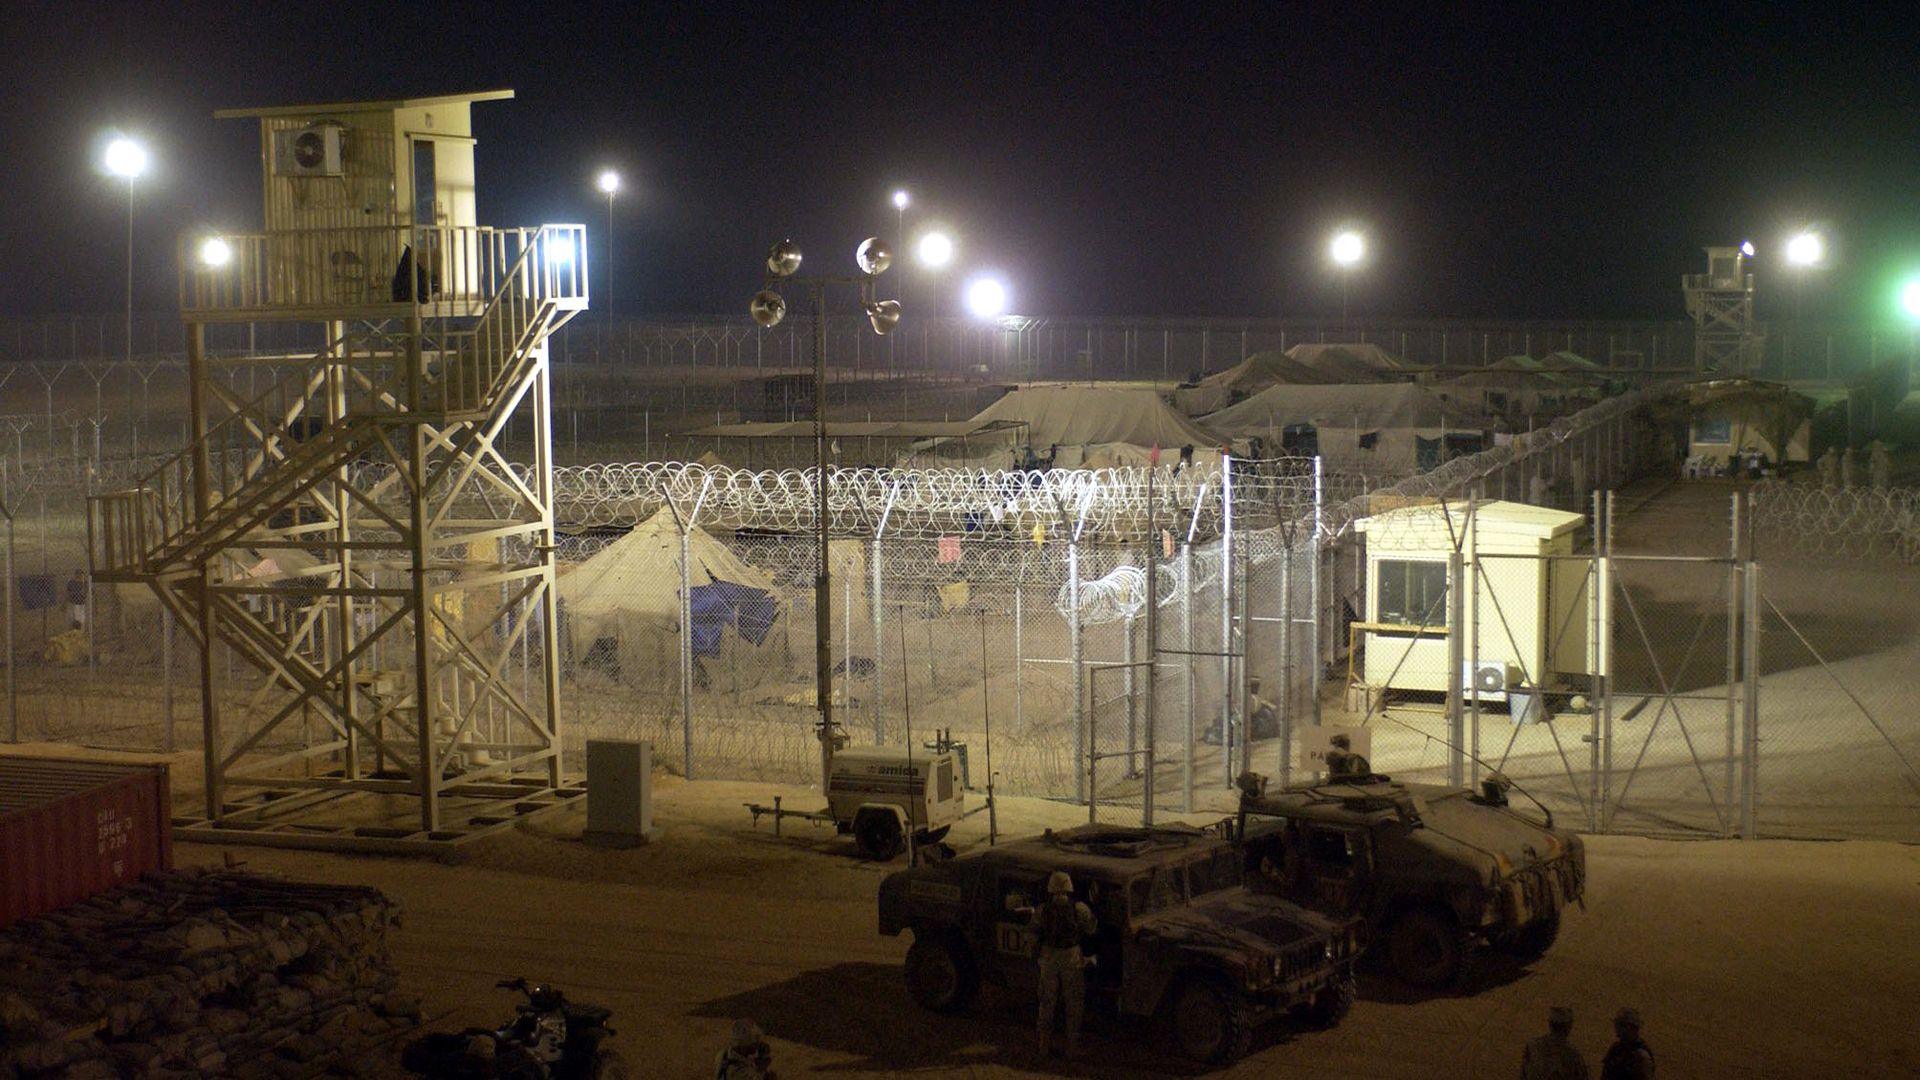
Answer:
[5,378,1915,841]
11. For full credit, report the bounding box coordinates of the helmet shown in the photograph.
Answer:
[1047,871,1073,895]
[731,1018,766,1049]
[526,984,563,1012]
[1614,1007,1643,1029]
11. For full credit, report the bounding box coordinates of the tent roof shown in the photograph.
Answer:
[684,419,1025,439]
[1195,351,1340,393]
[557,508,774,623]
[1202,383,1487,436]
[969,385,1224,448]
[1283,343,1406,380]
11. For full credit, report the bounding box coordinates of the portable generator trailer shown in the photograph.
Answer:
[745,738,995,860]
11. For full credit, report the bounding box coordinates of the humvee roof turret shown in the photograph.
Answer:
[1236,774,1585,988]
[879,823,1361,1064]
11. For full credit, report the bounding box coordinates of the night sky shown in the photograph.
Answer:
[2,1,1916,322]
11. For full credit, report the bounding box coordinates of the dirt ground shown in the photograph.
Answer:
[84,760,1908,1079]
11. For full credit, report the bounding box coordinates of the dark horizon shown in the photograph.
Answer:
[3,1,1917,325]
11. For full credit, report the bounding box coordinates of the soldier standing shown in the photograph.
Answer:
[1841,447,1858,490]
[1869,441,1892,489]
[1600,1007,1654,1079]
[1325,733,1371,781]
[715,1018,774,1080]
[1522,1005,1590,1080]
[1815,447,1839,489]
[1025,870,1096,1057]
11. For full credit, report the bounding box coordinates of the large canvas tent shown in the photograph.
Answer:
[1284,343,1408,381]
[557,508,781,681]
[1203,383,1491,472]
[1174,351,1339,415]
[953,385,1225,459]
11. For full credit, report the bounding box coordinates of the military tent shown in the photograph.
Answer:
[961,385,1225,456]
[1284,343,1407,381]
[557,508,781,681]
[1174,351,1338,415]
[1203,383,1492,473]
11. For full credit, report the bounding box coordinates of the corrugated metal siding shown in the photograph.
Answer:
[0,758,173,927]
[262,110,398,233]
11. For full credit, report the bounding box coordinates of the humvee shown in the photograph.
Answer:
[1234,773,1585,988]
[878,823,1360,1064]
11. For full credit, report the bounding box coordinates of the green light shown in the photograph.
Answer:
[1903,279,1920,321]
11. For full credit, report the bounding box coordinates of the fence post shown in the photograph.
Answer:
[1741,549,1760,838]
[1181,542,1195,812]
[1601,489,1616,831]
[1724,493,1740,837]
[1278,539,1293,791]
[1447,541,1465,787]
[1069,536,1084,804]
[1219,458,1235,788]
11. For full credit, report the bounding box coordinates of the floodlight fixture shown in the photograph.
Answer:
[197,237,232,268]
[597,170,621,195]
[1740,240,1756,258]
[856,236,893,276]
[965,276,1008,319]
[103,137,148,179]
[1330,230,1365,267]
[917,231,954,268]
[767,239,803,277]
[1785,231,1824,268]
[1900,278,1920,322]
[892,189,910,210]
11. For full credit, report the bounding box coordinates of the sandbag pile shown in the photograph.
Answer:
[0,868,419,1079]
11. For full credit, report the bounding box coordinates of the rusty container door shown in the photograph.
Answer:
[0,757,173,927]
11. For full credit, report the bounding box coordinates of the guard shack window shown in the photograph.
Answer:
[1376,559,1448,627]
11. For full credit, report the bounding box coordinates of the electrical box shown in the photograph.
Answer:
[584,739,654,847]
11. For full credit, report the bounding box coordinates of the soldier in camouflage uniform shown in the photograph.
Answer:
[1023,870,1097,1057]
[1601,1007,1654,1079]
[1522,1005,1589,1080]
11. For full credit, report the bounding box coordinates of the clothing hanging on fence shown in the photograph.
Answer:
[938,581,971,613]
[1031,523,1046,547]
[686,580,779,657]
[17,575,56,611]
[937,536,962,564]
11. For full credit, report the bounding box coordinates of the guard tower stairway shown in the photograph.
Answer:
[86,225,585,790]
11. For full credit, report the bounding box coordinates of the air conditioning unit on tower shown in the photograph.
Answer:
[273,124,344,177]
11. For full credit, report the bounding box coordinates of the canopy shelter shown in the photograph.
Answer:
[1203,383,1492,473]
[1283,343,1410,381]
[1666,378,1815,466]
[1174,351,1340,415]
[556,507,781,681]
[677,419,1028,470]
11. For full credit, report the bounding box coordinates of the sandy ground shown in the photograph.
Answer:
[101,764,1914,1080]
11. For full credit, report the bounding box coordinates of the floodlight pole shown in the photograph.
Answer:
[125,176,136,366]
[811,280,834,787]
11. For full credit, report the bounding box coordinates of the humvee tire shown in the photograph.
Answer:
[1494,910,1561,962]
[1304,973,1356,1027]
[1387,907,1469,988]
[1165,974,1253,1064]
[854,807,906,860]
[588,1048,631,1079]
[905,931,978,1013]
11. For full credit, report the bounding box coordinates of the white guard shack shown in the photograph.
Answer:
[1354,500,1601,701]
[207,89,512,315]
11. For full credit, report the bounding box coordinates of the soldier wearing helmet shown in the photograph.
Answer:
[1522,1005,1590,1080]
[1014,870,1097,1057]
[1601,1007,1654,1080]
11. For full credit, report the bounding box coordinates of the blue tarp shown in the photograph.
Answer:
[688,580,779,657]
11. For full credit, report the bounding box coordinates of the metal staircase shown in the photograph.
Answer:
[89,224,587,847]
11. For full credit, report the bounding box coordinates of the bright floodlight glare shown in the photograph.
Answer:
[597,170,620,195]
[965,277,1008,319]
[917,231,954,268]
[548,235,575,263]
[1330,230,1364,267]
[103,137,148,179]
[1785,231,1824,267]
[1740,240,1756,258]
[197,237,232,268]
[1901,279,1920,321]
[892,189,910,210]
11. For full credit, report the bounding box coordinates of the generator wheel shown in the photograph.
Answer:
[854,808,906,860]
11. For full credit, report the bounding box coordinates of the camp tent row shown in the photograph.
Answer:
[1202,383,1495,472]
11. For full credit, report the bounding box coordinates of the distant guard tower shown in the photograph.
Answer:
[88,91,588,850]
[1683,245,1762,374]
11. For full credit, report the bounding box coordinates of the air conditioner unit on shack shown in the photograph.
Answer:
[273,124,344,177]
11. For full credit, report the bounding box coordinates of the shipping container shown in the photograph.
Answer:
[0,756,173,927]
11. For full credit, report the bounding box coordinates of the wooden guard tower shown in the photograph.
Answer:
[1684,245,1762,375]
[87,90,588,850]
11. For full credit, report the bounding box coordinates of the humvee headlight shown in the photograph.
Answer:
[1271,955,1285,979]
[1324,940,1335,961]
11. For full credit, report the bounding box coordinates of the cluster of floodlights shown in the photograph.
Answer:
[748,238,904,335]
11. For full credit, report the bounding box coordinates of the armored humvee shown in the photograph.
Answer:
[878,823,1360,1064]
[1234,773,1585,988]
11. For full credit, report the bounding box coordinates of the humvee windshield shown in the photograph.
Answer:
[1125,849,1244,919]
